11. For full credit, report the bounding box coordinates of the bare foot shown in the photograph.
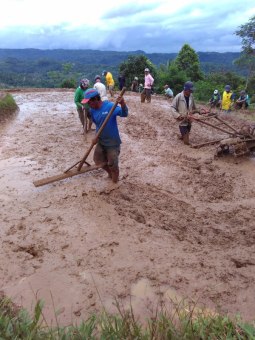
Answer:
[100,181,121,194]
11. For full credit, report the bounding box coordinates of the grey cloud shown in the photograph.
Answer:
[0,0,249,54]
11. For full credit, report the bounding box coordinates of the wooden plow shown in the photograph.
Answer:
[33,88,126,187]
[189,110,255,157]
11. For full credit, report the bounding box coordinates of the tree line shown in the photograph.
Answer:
[0,16,254,103]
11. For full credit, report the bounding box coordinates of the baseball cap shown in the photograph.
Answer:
[94,75,101,81]
[144,68,150,72]
[214,89,218,94]
[225,85,231,91]
[184,81,194,91]
[134,77,138,80]
[81,88,99,104]
[102,70,107,76]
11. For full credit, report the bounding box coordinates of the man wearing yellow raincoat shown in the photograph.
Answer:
[221,85,234,112]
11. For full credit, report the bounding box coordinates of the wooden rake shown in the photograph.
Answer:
[33,88,126,187]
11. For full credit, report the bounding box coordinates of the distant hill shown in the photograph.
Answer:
[0,48,241,88]
[0,48,240,67]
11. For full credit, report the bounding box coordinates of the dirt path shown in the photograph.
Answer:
[1,89,255,326]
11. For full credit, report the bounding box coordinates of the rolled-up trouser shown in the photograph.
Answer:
[108,85,114,96]
[93,143,120,172]
[179,121,191,136]
[77,107,91,128]
[141,88,151,103]
[77,107,85,127]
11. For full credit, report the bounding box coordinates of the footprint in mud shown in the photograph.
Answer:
[124,115,157,139]
[5,222,25,236]
[109,182,195,235]
[13,243,49,259]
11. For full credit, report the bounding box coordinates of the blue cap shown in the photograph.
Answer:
[184,81,194,91]
[81,88,99,104]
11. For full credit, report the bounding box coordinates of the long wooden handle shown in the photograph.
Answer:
[93,87,126,139]
[76,87,126,171]
[84,108,88,133]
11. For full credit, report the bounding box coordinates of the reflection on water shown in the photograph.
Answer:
[127,278,182,319]
[131,278,181,303]
[125,278,216,321]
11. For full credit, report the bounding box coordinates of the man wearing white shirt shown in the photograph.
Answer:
[93,75,108,101]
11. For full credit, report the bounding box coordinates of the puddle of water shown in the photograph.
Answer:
[112,278,217,322]
[3,269,83,326]
[0,157,37,199]
[12,92,74,122]
[121,278,183,320]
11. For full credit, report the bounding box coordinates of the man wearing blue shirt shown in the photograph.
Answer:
[82,88,128,183]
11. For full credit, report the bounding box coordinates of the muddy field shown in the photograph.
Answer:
[0,89,255,326]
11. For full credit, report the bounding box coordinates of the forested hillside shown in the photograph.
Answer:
[0,48,240,88]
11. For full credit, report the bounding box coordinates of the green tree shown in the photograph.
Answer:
[194,71,245,101]
[47,70,62,87]
[157,62,186,95]
[174,44,204,81]
[119,55,157,90]
[235,16,255,91]
[235,15,255,52]
[47,63,77,87]
[60,79,76,88]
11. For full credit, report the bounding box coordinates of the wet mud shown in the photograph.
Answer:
[0,89,255,325]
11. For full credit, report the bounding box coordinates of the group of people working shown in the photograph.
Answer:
[74,70,128,184]
[171,82,251,146]
[74,68,251,184]
[209,86,250,111]
[73,67,157,184]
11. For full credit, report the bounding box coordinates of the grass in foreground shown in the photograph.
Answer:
[1,296,255,339]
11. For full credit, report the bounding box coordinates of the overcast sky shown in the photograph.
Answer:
[0,0,254,53]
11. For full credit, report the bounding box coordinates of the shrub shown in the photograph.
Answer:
[60,78,76,89]
[0,92,18,117]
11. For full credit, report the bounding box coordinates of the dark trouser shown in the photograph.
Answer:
[179,121,191,136]
[235,102,248,109]
[93,143,120,182]
[77,107,92,130]
[77,107,85,128]
[141,88,152,103]
[210,101,220,108]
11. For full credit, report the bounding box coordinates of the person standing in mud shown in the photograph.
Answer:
[102,70,115,98]
[141,68,154,103]
[74,78,92,133]
[171,81,196,145]
[81,88,128,183]
[131,77,139,92]
[221,85,234,113]
[93,75,108,101]
[118,73,126,91]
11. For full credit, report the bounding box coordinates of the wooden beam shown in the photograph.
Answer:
[33,165,102,187]
[191,139,223,148]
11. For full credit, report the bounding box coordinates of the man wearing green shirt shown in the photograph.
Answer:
[74,78,92,133]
